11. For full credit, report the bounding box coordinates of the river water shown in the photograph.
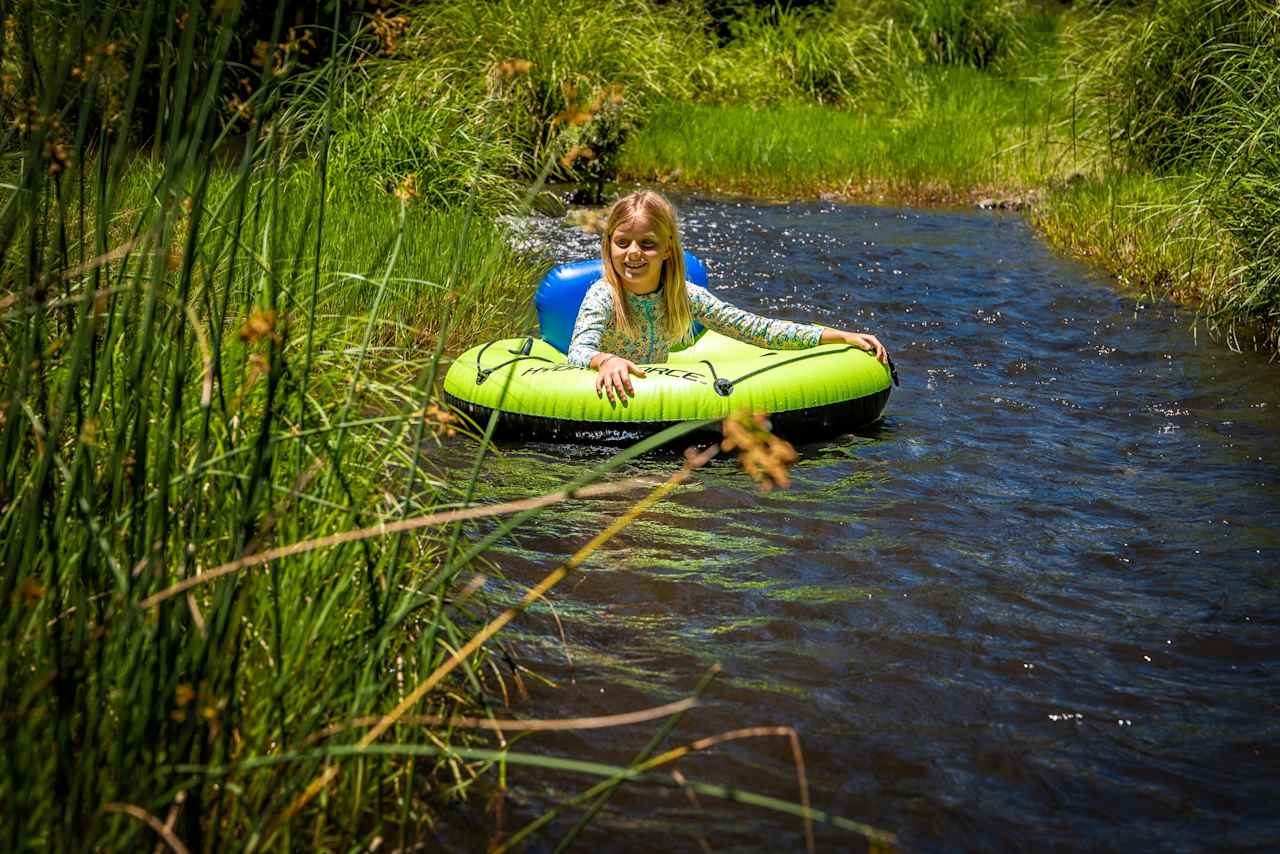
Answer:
[445,197,1279,852]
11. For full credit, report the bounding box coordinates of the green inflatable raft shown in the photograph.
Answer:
[443,330,894,443]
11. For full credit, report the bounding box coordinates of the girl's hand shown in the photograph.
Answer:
[822,329,889,366]
[594,355,647,403]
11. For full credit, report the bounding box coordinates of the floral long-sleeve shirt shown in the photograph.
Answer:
[566,280,823,368]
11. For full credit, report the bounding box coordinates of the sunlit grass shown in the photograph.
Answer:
[1033,171,1227,302]
[1061,0,1280,348]
[620,66,1084,203]
[2,3,879,850]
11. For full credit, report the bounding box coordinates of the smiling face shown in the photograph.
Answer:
[608,214,671,295]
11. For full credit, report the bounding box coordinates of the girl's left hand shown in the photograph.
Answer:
[823,329,889,365]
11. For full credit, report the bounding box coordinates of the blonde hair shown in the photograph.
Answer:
[600,190,692,346]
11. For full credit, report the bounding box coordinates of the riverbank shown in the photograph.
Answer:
[616,100,1254,344]
[618,65,1073,207]
[612,17,1275,352]
[309,0,1278,354]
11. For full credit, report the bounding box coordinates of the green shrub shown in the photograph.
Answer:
[393,0,704,182]
[888,0,1027,69]
[693,4,921,104]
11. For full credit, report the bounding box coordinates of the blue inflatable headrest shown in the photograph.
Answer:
[535,251,709,354]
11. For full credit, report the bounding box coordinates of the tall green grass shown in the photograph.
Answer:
[691,4,921,104]
[884,0,1029,68]
[1,2,898,850]
[620,65,1082,201]
[0,2,559,848]
[1059,0,1280,346]
[326,0,706,197]
[4,46,502,854]
[1033,171,1229,300]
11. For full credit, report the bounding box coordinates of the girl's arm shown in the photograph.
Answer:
[688,284,823,350]
[689,284,888,364]
[566,281,614,368]
[566,281,647,402]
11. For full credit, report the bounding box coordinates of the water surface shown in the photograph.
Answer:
[446,197,1279,852]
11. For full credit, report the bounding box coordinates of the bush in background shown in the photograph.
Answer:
[691,4,921,104]
[884,0,1028,69]
[331,0,704,196]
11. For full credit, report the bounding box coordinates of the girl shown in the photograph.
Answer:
[567,190,889,403]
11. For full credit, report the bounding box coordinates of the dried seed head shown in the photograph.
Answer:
[424,402,458,437]
[19,577,46,607]
[560,145,594,169]
[369,9,410,55]
[393,172,419,202]
[499,58,532,76]
[721,411,798,492]
[238,308,281,345]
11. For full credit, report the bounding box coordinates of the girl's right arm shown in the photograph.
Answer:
[566,281,614,368]
[688,284,822,350]
[566,281,646,402]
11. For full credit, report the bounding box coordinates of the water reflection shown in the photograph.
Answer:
[440,196,1280,852]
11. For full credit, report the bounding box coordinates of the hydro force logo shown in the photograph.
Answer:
[520,364,708,385]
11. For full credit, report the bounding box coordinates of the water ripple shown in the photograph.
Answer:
[453,196,1280,852]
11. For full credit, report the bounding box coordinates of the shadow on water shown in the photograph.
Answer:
[433,196,1280,852]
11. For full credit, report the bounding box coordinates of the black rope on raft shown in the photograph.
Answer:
[473,339,501,381]
[724,345,858,391]
[475,356,555,385]
[475,338,553,385]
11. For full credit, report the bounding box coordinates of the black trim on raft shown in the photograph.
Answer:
[443,387,892,446]
[728,345,856,388]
